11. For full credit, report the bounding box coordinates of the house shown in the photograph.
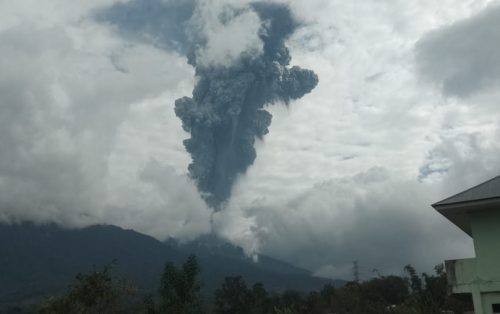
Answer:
[433,175,500,314]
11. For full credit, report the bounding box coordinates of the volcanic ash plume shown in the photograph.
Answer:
[175,2,318,208]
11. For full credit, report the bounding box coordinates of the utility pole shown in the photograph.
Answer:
[352,260,360,283]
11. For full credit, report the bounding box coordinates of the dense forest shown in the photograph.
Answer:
[4,255,473,314]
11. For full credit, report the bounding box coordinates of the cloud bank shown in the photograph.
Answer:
[0,0,210,240]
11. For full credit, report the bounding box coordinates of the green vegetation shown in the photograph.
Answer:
[33,256,472,314]
[38,263,135,314]
[156,254,203,313]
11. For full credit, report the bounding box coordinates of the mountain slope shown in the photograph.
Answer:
[171,234,332,292]
[0,223,339,306]
[0,223,184,304]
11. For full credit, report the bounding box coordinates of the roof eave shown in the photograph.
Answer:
[432,196,500,212]
[432,197,500,238]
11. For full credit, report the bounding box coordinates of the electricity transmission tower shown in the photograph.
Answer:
[352,260,360,283]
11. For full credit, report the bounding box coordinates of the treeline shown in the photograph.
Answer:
[29,256,472,314]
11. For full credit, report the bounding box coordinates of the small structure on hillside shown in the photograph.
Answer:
[433,175,500,314]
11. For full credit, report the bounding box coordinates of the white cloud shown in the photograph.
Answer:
[103,94,212,240]
[191,0,264,67]
[0,0,210,241]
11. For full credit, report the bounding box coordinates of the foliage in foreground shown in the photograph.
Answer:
[209,264,472,314]
[37,257,473,314]
[38,263,135,314]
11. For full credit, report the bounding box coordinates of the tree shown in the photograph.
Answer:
[39,263,134,314]
[404,264,422,294]
[273,306,298,314]
[401,263,472,314]
[363,275,409,305]
[158,254,203,314]
[250,282,270,314]
[214,276,253,314]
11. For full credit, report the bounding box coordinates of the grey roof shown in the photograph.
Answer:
[433,175,500,206]
[432,175,500,237]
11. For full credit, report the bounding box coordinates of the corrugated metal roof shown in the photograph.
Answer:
[433,175,500,206]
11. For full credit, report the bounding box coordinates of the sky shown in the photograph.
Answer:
[1,0,500,280]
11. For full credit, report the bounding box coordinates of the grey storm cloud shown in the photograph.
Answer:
[416,3,500,98]
[222,167,473,280]
[97,0,195,54]
[102,0,319,208]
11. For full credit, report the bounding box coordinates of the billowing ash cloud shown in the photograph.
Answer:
[175,2,318,207]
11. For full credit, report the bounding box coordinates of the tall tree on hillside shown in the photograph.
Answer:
[214,276,253,314]
[159,254,203,314]
[39,263,134,314]
[404,264,422,293]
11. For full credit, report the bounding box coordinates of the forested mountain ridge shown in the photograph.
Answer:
[0,223,339,307]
